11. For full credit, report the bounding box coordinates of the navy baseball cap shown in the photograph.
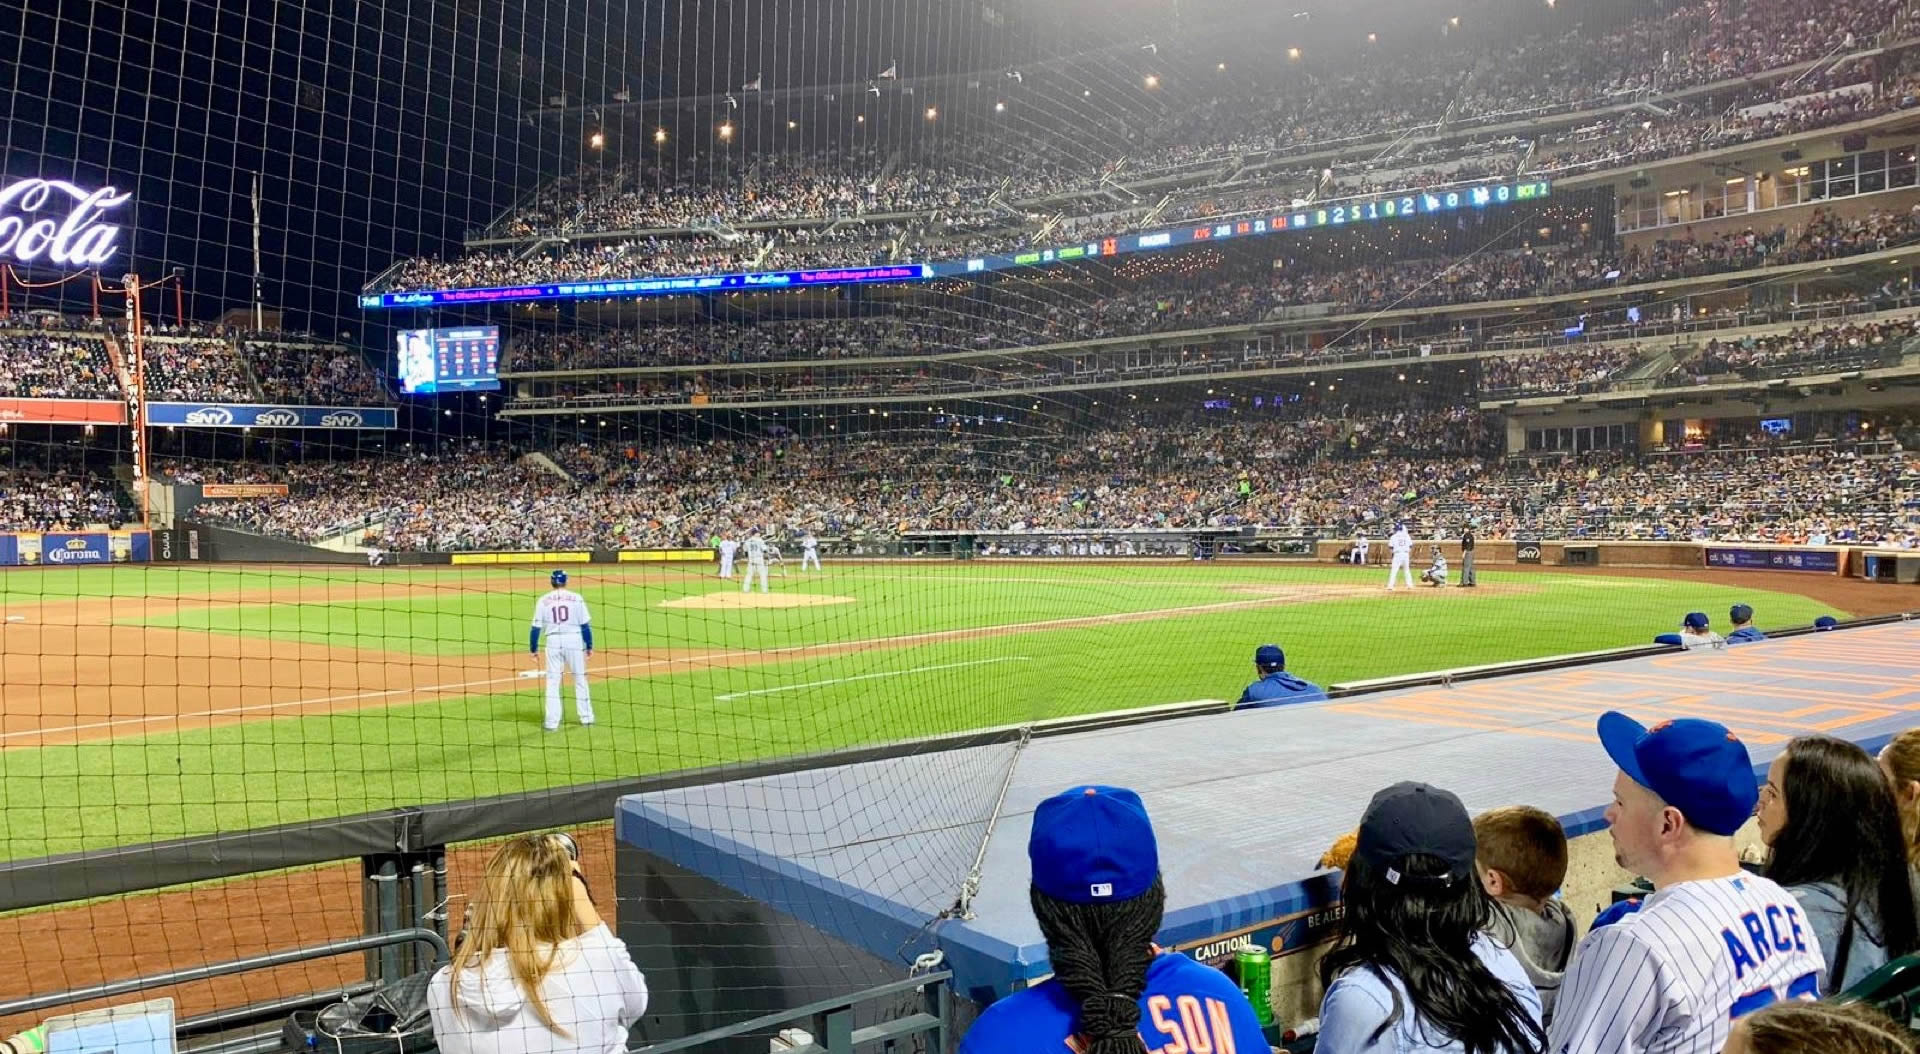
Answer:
[1354,782,1477,888]
[1255,644,1285,668]
[1653,633,1684,646]
[550,570,568,587]
[1030,786,1159,905]
[1730,604,1754,623]
[1815,615,1839,630]
[1683,612,1710,630]
[1597,712,1758,836]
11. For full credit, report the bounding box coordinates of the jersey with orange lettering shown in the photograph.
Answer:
[958,951,1269,1054]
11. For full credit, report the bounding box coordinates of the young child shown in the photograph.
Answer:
[1473,805,1576,1022]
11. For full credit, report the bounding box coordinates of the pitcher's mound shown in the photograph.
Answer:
[662,592,859,610]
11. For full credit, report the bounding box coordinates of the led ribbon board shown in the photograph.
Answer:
[359,178,1551,309]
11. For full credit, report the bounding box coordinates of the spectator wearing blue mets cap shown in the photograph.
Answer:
[1726,605,1767,644]
[957,786,1270,1054]
[1549,713,1825,1054]
[1679,611,1726,650]
[1237,644,1327,710]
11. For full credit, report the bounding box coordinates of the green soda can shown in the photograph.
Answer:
[1235,945,1274,1027]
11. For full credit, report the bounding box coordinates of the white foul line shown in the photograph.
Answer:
[5,590,1318,742]
[712,657,1032,702]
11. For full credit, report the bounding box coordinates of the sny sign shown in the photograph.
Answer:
[0,179,130,268]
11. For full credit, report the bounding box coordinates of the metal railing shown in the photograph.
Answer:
[632,972,950,1054]
[0,929,449,1019]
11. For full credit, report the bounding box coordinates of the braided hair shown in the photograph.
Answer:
[1029,876,1167,1054]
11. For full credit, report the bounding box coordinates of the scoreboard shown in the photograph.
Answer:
[396,325,501,394]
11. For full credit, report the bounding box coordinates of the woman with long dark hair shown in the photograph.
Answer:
[1755,735,1920,994]
[958,785,1269,1054]
[1317,782,1546,1054]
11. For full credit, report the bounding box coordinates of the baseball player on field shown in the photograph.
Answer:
[800,532,821,571]
[716,535,738,579]
[1549,712,1824,1053]
[1386,522,1415,590]
[529,570,594,731]
[741,531,770,593]
[1420,545,1449,587]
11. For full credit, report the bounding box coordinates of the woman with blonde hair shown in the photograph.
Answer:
[1878,729,1920,869]
[428,834,649,1054]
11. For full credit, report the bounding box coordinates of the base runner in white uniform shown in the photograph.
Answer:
[801,533,821,571]
[1549,712,1824,1054]
[1386,523,1415,590]
[741,533,769,593]
[530,569,594,731]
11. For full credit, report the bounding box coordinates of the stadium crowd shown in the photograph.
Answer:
[501,205,1920,374]
[241,339,388,405]
[0,455,132,531]
[179,402,1918,551]
[0,328,121,400]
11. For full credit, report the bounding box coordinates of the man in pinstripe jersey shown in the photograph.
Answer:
[1549,713,1824,1054]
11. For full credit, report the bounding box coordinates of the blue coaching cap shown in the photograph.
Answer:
[1815,615,1839,630]
[550,570,568,587]
[1653,633,1685,646]
[1030,786,1159,905]
[1597,711,1758,836]
[1683,611,1710,630]
[1730,603,1754,623]
[1255,644,1285,668]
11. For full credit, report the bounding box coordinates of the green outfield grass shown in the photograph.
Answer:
[0,561,1840,860]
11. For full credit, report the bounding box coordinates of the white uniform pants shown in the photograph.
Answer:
[718,554,735,578]
[1387,554,1415,589]
[801,549,821,570]
[545,641,593,728]
[742,560,769,592]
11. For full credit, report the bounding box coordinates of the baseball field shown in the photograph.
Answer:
[0,558,1871,863]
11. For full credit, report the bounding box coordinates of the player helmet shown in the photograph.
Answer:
[550,570,568,587]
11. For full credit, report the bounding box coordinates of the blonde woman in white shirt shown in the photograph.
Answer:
[429,834,649,1054]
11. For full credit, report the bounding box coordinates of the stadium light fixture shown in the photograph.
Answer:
[1368,32,1378,42]
[588,131,605,149]
[1217,62,1228,71]
[787,120,797,129]
[718,122,734,139]
[857,114,866,123]
[994,101,1006,112]
[1287,47,1301,59]
[1143,74,1159,88]
[925,106,938,120]
[654,128,667,144]
[1450,16,1460,25]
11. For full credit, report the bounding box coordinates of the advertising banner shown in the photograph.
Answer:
[617,549,714,563]
[1,531,150,565]
[201,483,289,498]
[1515,542,1544,564]
[1704,546,1841,574]
[147,404,397,429]
[449,550,592,565]
[0,399,128,425]
[42,533,113,564]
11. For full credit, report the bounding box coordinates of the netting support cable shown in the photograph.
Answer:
[941,724,1032,923]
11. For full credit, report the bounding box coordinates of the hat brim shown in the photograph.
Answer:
[1597,711,1650,789]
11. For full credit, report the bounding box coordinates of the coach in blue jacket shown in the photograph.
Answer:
[1726,603,1768,644]
[1237,644,1327,709]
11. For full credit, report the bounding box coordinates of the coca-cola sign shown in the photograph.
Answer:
[0,179,131,268]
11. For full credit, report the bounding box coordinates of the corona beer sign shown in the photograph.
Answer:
[0,179,131,268]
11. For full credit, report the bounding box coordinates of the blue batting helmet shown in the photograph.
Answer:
[550,570,568,588]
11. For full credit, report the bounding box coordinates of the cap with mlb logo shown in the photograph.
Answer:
[1029,785,1160,904]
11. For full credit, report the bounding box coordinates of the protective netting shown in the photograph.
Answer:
[3,0,1920,1047]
